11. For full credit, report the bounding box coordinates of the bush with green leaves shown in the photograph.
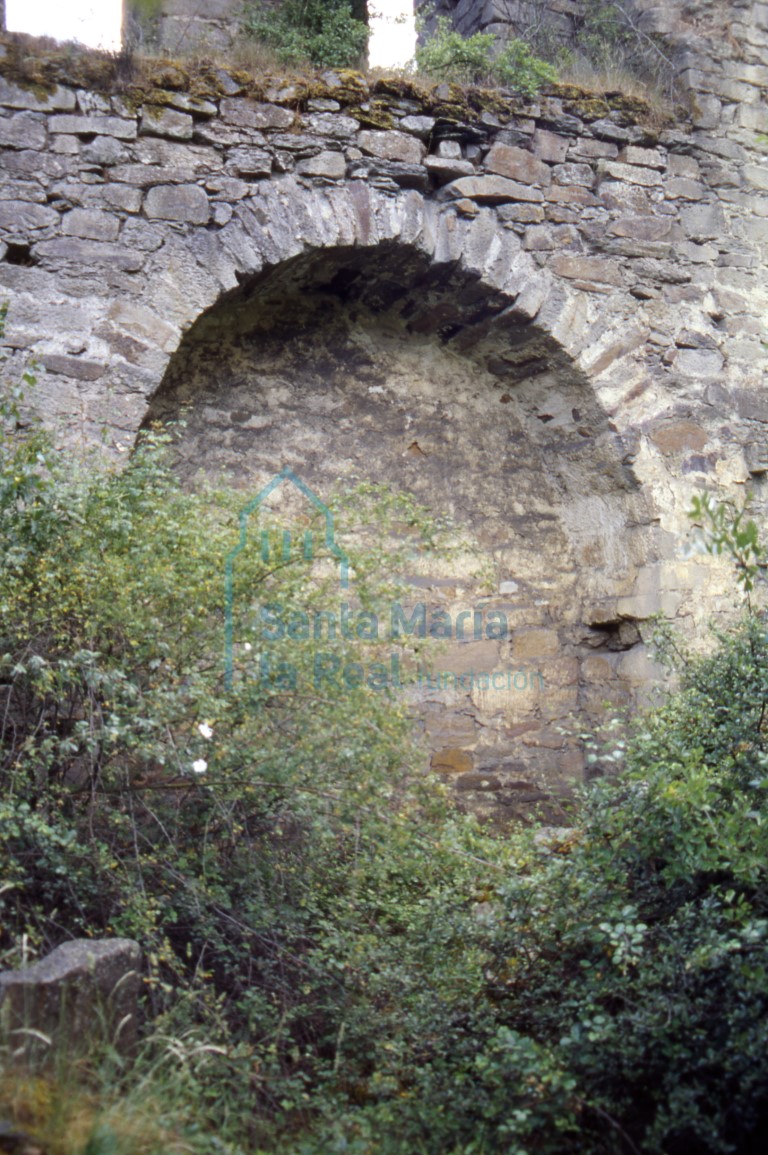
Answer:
[4,315,768,1155]
[242,0,369,69]
[415,16,557,94]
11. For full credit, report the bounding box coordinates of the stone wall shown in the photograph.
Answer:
[0,19,766,817]
[124,0,250,54]
[414,0,585,48]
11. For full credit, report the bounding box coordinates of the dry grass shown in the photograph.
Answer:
[556,54,678,125]
[0,1067,199,1155]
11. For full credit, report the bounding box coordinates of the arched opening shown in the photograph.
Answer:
[144,240,658,821]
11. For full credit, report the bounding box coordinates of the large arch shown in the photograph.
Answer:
[141,181,661,818]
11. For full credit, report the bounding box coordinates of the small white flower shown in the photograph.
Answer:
[192,759,208,774]
[198,722,213,740]
[243,642,252,652]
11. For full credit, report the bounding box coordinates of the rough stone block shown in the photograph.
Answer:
[512,628,560,658]
[649,420,709,454]
[664,177,707,200]
[616,145,665,169]
[400,115,436,138]
[0,939,141,1062]
[221,98,294,130]
[552,161,594,187]
[597,159,662,187]
[33,237,145,272]
[307,113,361,140]
[496,203,545,223]
[680,202,727,241]
[0,113,46,150]
[296,151,346,179]
[226,148,273,178]
[41,354,106,380]
[144,183,210,224]
[675,346,724,376]
[0,77,75,113]
[48,115,137,140]
[357,130,425,163]
[549,255,623,285]
[522,223,579,251]
[425,156,475,183]
[431,747,473,773]
[140,106,194,141]
[485,142,551,187]
[444,175,544,204]
[606,216,673,241]
[743,163,768,191]
[547,184,599,206]
[666,154,700,179]
[62,207,119,242]
[0,200,59,235]
[568,138,618,161]
[533,128,569,163]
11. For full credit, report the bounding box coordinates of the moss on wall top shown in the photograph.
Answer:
[0,30,668,129]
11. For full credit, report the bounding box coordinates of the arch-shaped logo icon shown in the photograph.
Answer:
[224,467,350,687]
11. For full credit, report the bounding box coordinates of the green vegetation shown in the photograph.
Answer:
[3,331,768,1152]
[415,16,557,94]
[242,0,369,69]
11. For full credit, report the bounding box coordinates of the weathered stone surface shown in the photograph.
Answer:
[399,115,436,137]
[0,200,58,234]
[673,347,724,376]
[552,162,594,187]
[533,128,569,163]
[41,353,106,379]
[0,939,141,1061]
[0,76,75,112]
[296,151,346,179]
[357,129,425,163]
[485,142,550,186]
[140,105,194,140]
[444,175,544,203]
[680,202,727,240]
[597,159,663,187]
[650,420,709,454]
[226,147,273,178]
[144,183,210,223]
[33,236,145,271]
[0,113,46,150]
[606,216,673,241]
[307,113,361,140]
[664,177,708,200]
[549,256,623,285]
[425,155,475,182]
[62,207,119,241]
[48,114,137,140]
[617,145,665,169]
[220,99,294,130]
[431,748,474,774]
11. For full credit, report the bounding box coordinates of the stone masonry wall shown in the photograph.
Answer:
[124,0,249,54]
[0,13,766,818]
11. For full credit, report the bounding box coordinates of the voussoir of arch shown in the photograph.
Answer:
[137,176,588,424]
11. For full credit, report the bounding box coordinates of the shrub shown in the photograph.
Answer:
[242,0,369,69]
[415,16,557,94]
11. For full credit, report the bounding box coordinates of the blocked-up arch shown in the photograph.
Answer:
[139,179,660,809]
